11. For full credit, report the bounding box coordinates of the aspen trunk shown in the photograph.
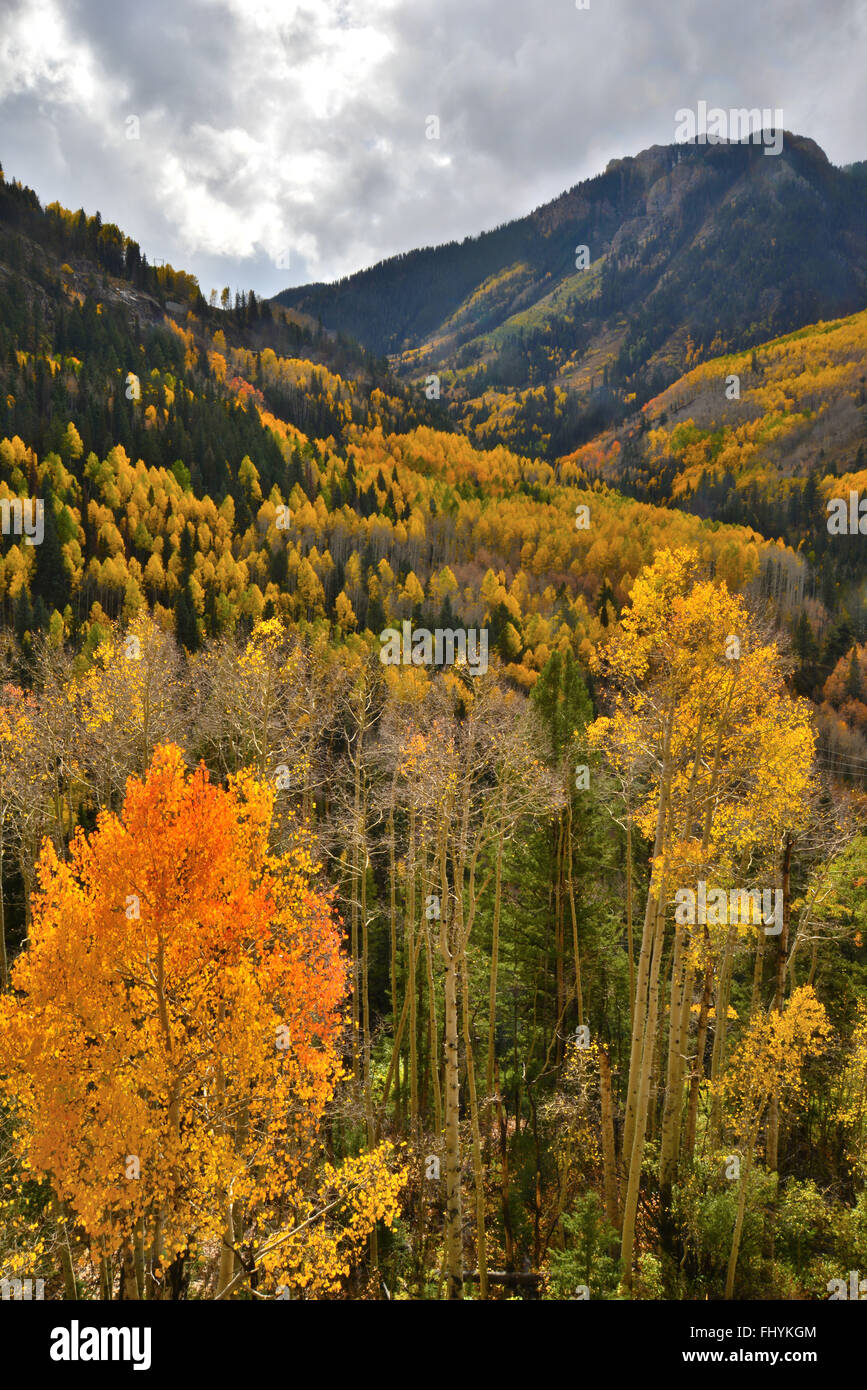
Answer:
[21,853,32,933]
[423,887,443,1135]
[620,886,667,1287]
[749,923,766,1022]
[381,927,425,1113]
[619,703,675,1197]
[442,943,462,1299]
[565,797,584,1025]
[350,717,363,1093]
[462,954,488,1298]
[485,809,505,1096]
[361,793,374,1143]
[360,785,378,1275]
[408,806,418,1128]
[659,929,695,1283]
[684,947,715,1157]
[120,1239,141,1300]
[388,797,398,1048]
[134,1221,146,1301]
[625,813,634,1031]
[725,1113,762,1299]
[649,971,668,1142]
[232,1107,251,1286]
[148,1210,165,1300]
[660,931,695,1189]
[496,1068,515,1270]
[619,884,659,1198]
[53,1198,78,1299]
[599,1046,620,1229]
[766,835,793,1171]
[215,1200,235,1297]
[554,814,565,1068]
[659,921,686,1189]
[709,925,737,1149]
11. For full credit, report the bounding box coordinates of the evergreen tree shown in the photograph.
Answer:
[31,482,68,613]
[823,617,855,671]
[13,586,33,641]
[174,581,200,652]
[846,647,863,701]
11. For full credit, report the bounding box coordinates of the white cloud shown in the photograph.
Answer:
[0,0,864,297]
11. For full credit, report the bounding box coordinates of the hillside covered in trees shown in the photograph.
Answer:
[0,150,866,1308]
[278,136,867,462]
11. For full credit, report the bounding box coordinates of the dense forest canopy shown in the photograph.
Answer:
[0,146,866,1306]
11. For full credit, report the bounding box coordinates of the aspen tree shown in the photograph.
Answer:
[588,549,815,1287]
[0,744,406,1299]
[719,986,830,1298]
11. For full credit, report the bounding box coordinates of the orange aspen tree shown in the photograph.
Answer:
[0,743,405,1299]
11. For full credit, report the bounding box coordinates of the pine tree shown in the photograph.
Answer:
[13,587,34,642]
[846,646,863,702]
[174,582,200,652]
[31,482,68,613]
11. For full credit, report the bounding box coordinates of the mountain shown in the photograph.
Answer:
[563,303,867,576]
[0,157,781,680]
[585,305,867,505]
[0,161,451,477]
[1,151,862,692]
[276,136,867,459]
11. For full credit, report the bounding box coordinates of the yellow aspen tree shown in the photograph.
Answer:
[588,549,815,1288]
[719,986,831,1298]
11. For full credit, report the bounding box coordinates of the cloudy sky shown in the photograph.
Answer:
[1,0,864,298]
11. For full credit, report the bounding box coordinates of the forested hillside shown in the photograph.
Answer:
[1,152,866,1307]
[278,136,867,460]
[0,162,776,679]
[563,307,867,771]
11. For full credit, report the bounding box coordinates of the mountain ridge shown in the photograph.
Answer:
[276,134,867,459]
